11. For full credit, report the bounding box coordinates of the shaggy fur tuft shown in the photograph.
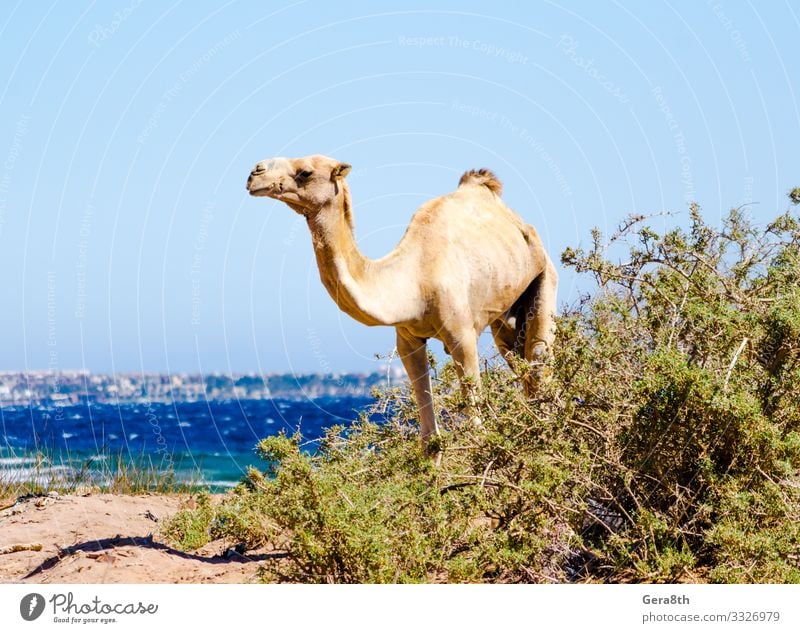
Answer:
[459,169,503,196]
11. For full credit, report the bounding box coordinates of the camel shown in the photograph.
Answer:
[246,155,557,442]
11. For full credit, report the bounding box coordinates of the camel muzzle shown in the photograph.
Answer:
[247,165,270,192]
[247,158,295,194]
[247,163,267,191]
[247,175,283,197]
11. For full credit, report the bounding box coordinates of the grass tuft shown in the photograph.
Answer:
[0,449,202,502]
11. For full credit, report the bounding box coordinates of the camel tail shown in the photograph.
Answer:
[458,168,503,197]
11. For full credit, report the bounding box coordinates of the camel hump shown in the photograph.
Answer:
[458,168,502,197]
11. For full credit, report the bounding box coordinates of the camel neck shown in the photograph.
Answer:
[306,185,394,326]
[307,185,365,273]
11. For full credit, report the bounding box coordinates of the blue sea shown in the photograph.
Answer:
[0,397,377,491]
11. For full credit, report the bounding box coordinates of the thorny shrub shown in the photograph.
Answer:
[164,192,800,583]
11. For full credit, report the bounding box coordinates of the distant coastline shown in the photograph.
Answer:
[0,368,406,407]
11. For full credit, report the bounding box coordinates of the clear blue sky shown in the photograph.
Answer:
[0,1,798,374]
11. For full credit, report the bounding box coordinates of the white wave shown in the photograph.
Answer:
[0,457,39,466]
[0,465,76,485]
[178,421,191,428]
[190,479,238,488]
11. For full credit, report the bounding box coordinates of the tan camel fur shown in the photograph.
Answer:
[247,155,557,441]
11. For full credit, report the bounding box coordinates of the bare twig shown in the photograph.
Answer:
[338,490,355,509]
[724,338,749,389]
[440,475,525,495]
[480,460,496,489]
[0,543,42,555]
[568,418,607,439]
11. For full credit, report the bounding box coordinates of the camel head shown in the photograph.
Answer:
[246,154,351,214]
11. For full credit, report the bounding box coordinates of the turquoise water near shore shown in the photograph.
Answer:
[0,397,377,491]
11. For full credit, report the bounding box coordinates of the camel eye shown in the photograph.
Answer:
[295,170,313,182]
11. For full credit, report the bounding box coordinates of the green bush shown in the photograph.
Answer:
[165,193,800,583]
[162,492,214,551]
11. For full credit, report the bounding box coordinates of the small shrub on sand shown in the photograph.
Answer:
[161,492,214,551]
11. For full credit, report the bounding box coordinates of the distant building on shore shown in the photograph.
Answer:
[0,367,406,407]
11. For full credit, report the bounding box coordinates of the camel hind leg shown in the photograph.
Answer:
[523,258,558,394]
[490,280,534,385]
[491,258,558,396]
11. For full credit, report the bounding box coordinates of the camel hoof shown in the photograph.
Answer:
[422,440,442,466]
[530,341,548,363]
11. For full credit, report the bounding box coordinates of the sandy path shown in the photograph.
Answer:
[0,493,274,583]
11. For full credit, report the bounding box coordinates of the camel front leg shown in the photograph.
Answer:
[446,328,482,407]
[396,330,438,441]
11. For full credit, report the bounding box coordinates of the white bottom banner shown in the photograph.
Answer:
[1,584,798,632]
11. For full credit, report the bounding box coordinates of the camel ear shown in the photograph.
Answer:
[331,163,352,180]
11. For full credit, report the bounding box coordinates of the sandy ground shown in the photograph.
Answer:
[0,493,276,583]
